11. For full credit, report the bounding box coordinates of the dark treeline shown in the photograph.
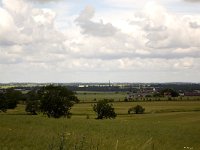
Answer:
[1,83,200,92]
[67,83,200,92]
[151,83,200,92]
[66,86,128,92]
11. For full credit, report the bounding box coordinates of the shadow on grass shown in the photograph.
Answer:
[0,113,28,116]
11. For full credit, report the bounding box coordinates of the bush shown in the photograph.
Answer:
[93,99,116,119]
[104,98,114,102]
[124,97,128,102]
[128,105,145,114]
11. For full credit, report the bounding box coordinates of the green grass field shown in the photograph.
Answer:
[76,92,127,102]
[1,101,200,150]
[76,92,200,102]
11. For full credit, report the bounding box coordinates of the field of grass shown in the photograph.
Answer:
[76,92,127,102]
[76,92,200,102]
[1,101,200,150]
[72,101,200,116]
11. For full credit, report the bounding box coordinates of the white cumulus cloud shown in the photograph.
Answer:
[0,0,200,82]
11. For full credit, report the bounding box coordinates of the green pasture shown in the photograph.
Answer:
[76,91,200,102]
[76,92,126,102]
[71,101,200,116]
[1,101,200,150]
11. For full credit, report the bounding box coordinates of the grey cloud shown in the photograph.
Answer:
[0,40,16,46]
[28,0,62,3]
[0,50,23,64]
[184,0,200,2]
[77,21,118,37]
[146,32,168,41]
[76,6,95,21]
[143,25,167,32]
[75,6,118,37]
[0,58,23,64]
[190,22,200,28]
[67,40,200,60]
[130,3,200,50]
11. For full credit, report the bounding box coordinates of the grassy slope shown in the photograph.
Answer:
[0,102,200,150]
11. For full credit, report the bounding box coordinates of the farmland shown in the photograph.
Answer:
[1,100,200,150]
[76,91,200,102]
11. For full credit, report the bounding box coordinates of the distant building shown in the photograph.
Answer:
[179,92,185,96]
[127,85,157,100]
[164,92,172,97]
[184,92,200,96]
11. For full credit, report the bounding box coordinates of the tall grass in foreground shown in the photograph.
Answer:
[48,131,156,150]
[1,102,200,150]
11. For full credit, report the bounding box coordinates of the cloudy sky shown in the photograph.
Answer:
[0,0,200,83]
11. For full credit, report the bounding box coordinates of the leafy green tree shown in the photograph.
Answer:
[128,105,145,114]
[0,93,7,112]
[26,89,40,101]
[0,89,23,111]
[160,89,179,97]
[4,88,23,109]
[39,85,79,118]
[25,100,40,115]
[93,99,117,119]
[25,89,40,115]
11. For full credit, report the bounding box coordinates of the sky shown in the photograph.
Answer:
[0,0,200,83]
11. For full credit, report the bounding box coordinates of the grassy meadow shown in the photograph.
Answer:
[0,101,200,150]
[76,91,127,102]
[76,91,200,102]
[1,100,200,150]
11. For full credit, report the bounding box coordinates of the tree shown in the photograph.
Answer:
[4,88,22,109]
[0,89,23,112]
[160,89,179,97]
[93,99,117,119]
[25,89,41,115]
[26,89,41,101]
[39,85,79,118]
[25,100,40,115]
[0,93,7,112]
[128,105,145,114]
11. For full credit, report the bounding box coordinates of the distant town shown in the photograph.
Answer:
[1,82,200,98]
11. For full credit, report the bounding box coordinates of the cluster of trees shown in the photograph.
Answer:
[0,85,79,118]
[153,88,179,97]
[0,85,145,119]
[0,89,23,112]
[25,85,79,118]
